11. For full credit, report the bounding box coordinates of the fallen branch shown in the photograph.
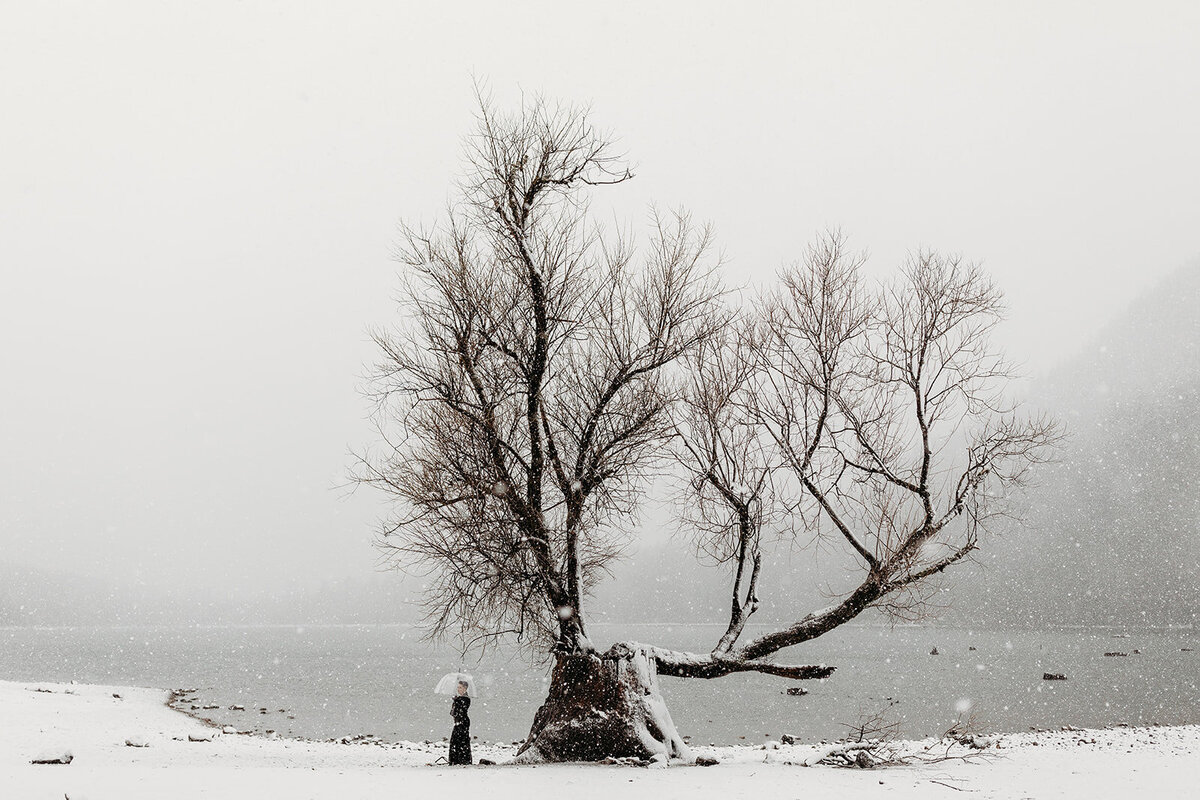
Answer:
[643,644,835,680]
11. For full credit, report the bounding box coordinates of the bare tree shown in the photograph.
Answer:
[359,95,1058,764]
[359,92,742,760]
[672,232,1058,668]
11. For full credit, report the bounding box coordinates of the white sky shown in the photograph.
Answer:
[2,1,1198,595]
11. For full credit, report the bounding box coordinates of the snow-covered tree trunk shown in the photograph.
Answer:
[514,642,690,763]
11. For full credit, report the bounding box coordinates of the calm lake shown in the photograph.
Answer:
[3,623,1197,745]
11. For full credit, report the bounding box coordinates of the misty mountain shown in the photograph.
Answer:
[0,561,196,626]
[964,260,1200,627]
[0,560,420,627]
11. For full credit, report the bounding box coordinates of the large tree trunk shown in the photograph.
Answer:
[514,642,691,763]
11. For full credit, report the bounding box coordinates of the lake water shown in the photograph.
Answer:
[2,623,1197,746]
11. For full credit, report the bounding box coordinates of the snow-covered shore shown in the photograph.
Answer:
[2,679,1197,799]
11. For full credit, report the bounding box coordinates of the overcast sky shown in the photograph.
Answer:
[2,1,1198,597]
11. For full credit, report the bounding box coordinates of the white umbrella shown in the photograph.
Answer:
[433,671,479,698]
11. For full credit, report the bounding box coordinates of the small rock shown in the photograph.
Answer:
[695,755,719,766]
[1043,673,1067,681]
[112,693,122,699]
[930,647,939,656]
[188,733,214,742]
[785,687,808,697]
[230,705,245,711]
[781,734,796,745]
[1104,652,1128,657]
[968,646,977,651]
[479,758,496,765]
[124,735,149,747]
[30,750,73,765]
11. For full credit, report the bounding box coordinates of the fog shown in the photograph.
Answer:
[2,2,1198,618]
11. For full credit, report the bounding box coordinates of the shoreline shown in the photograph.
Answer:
[7,624,1196,746]
[4,678,1198,799]
[161,680,1193,752]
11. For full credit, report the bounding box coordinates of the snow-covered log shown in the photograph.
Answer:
[646,645,834,680]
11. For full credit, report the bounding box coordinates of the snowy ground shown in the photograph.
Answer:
[2,679,1197,799]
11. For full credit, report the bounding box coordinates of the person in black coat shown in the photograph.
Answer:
[448,680,472,765]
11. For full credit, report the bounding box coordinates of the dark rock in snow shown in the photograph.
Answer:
[599,755,649,766]
[1104,652,1128,657]
[780,734,796,745]
[1043,673,1067,681]
[785,687,808,697]
[695,755,720,766]
[930,647,939,656]
[30,750,73,765]
[478,758,496,765]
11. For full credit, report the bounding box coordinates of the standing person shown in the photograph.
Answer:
[448,680,472,765]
